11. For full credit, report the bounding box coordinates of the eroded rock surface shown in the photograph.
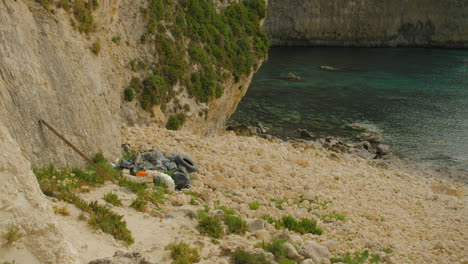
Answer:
[264,0,468,47]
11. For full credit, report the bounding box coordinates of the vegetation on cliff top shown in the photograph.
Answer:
[135,0,269,116]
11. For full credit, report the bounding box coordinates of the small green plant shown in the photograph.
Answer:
[127,77,143,94]
[91,42,101,55]
[322,213,347,222]
[190,197,199,205]
[122,151,136,161]
[90,152,121,179]
[370,254,381,263]
[231,249,270,264]
[37,0,50,11]
[197,214,224,238]
[261,215,276,223]
[248,201,260,210]
[281,215,323,235]
[124,87,135,101]
[129,59,148,72]
[1,260,16,264]
[271,198,288,210]
[58,0,71,11]
[297,195,331,210]
[2,224,22,246]
[218,205,235,216]
[224,215,247,235]
[78,213,87,221]
[382,248,393,254]
[111,35,121,44]
[103,193,122,206]
[278,259,296,264]
[53,205,71,216]
[169,242,200,264]
[166,113,186,130]
[261,238,288,261]
[130,198,148,212]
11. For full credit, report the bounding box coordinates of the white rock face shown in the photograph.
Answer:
[0,122,80,263]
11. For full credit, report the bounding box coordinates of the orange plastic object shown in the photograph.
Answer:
[136,171,148,176]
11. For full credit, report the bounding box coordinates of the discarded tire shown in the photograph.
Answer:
[175,154,198,173]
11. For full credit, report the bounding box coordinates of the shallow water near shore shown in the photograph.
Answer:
[229,47,468,171]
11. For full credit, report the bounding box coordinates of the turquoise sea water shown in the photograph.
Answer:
[229,47,468,169]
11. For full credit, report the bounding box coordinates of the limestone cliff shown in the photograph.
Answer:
[0,122,80,263]
[0,0,263,167]
[264,0,468,47]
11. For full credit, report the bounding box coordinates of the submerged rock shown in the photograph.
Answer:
[287,72,301,80]
[319,65,340,71]
[298,128,315,139]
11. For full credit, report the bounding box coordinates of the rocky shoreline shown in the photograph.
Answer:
[227,123,468,186]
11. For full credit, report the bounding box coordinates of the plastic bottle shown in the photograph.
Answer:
[154,172,175,191]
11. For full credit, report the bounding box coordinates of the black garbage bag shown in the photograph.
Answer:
[172,167,191,190]
[142,150,165,164]
[120,159,132,169]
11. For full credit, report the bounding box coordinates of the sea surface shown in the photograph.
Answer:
[228,47,468,169]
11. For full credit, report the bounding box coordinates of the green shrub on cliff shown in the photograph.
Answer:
[72,0,98,34]
[139,0,268,104]
[124,88,135,102]
[140,75,168,110]
[58,0,71,12]
[166,113,186,130]
[37,0,50,11]
[90,42,101,55]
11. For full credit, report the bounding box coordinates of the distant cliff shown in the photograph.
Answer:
[264,0,468,47]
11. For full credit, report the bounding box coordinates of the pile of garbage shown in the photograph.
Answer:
[119,150,198,191]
